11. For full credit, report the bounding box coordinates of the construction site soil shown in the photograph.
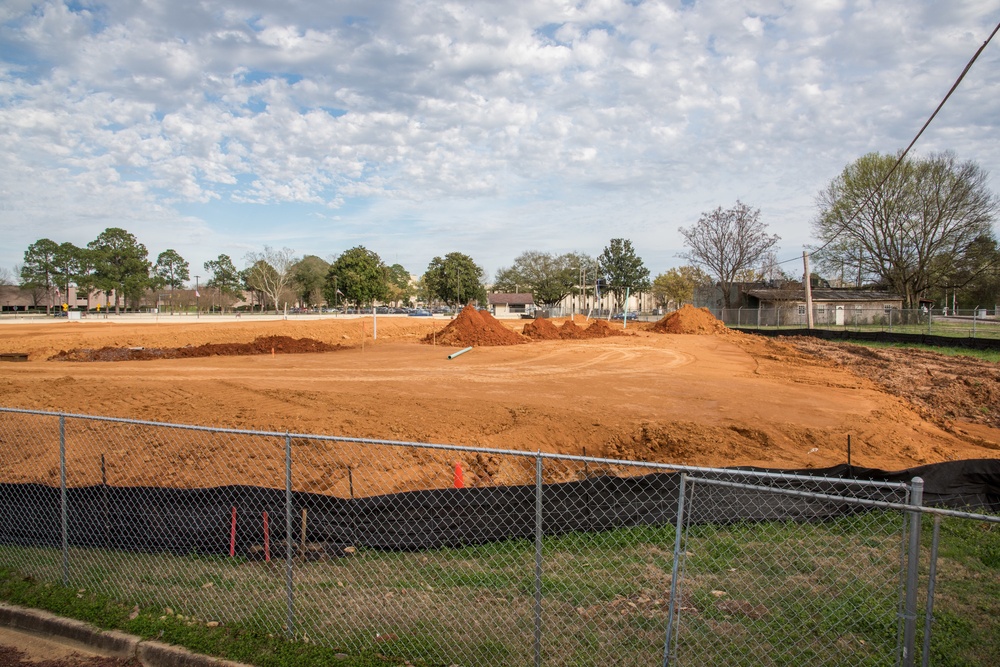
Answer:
[0,307,998,493]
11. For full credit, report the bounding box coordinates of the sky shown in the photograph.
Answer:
[1,0,998,284]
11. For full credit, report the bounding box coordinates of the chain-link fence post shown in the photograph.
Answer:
[533,452,543,667]
[59,414,68,586]
[902,477,924,667]
[285,433,294,639]
[921,515,942,667]
[662,472,687,667]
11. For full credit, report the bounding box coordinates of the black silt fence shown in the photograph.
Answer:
[0,460,997,557]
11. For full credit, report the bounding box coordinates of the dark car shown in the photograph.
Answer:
[408,309,432,317]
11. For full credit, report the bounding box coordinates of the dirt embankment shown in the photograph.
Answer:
[787,337,1000,433]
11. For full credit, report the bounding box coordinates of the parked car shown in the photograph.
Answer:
[611,311,640,320]
[408,309,432,317]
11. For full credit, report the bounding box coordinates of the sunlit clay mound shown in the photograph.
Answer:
[424,305,528,346]
[649,304,730,335]
[522,317,561,340]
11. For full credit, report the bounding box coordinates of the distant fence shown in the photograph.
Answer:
[714,307,1000,344]
[0,408,998,666]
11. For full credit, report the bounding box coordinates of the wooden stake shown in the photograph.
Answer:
[348,467,355,499]
[230,506,237,557]
[263,511,270,562]
[300,508,307,552]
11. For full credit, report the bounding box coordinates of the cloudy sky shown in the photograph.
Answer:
[1,0,998,283]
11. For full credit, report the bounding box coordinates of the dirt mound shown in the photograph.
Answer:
[579,319,625,338]
[49,336,342,362]
[559,320,584,339]
[522,317,562,340]
[424,305,527,346]
[649,305,729,335]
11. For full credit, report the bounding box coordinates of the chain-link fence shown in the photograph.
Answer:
[0,407,997,666]
[714,307,1000,340]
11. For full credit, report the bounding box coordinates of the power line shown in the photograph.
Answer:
[778,18,1000,269]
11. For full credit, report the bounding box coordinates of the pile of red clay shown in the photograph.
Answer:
[577,319,625,338]
[425,305,527,346]
[50,336,342,362]
[649,305,729,335]
[522,317,561,340]
[524,317,626,340]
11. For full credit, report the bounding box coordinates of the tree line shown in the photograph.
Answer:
[11,150,999,314]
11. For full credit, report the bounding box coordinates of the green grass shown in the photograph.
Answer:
[1,511,997,666]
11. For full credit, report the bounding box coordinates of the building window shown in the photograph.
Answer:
[797,305,806,315]
[884,304,892,313]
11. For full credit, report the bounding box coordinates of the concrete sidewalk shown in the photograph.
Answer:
[0,604,252,667]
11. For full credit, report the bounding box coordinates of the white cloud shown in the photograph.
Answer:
[0,0,998,279]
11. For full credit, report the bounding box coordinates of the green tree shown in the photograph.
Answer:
[155,250,190,289]
[423,252,487,307]
[385,263,413,306]
[934,235,1000,309]
[597,239,651,311]
[679,201,780,309]
[88,228,152,313]
[291,255,330,308]
[493,251,594,307]
[325,246,389,308]
[204,254,242,312]
[652,265,712,308]
[20,238,60,313]
[813,152,998,308]
[51,242,87,309]
[154,249,190,314]
[239,267,265,312]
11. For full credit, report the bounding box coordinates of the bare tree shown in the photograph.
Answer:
[679,201,780,308]
[813,152,998,307]
[243,246,298,313]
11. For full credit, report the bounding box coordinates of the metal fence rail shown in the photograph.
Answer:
[0,408,997,666]
[714,307,1000,340]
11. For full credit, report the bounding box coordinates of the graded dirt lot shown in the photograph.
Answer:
[0,309,997,493]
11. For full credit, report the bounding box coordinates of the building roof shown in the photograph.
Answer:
[745,288,903,303]
[488,292,535,306]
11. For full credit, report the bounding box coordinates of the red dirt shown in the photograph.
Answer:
[0,316,998,494]
[579,319,626,338]
[649,305,730,335]
[522,318,562,340]
[424,305,527,346]
[524,317,627,340]
[49,336,341,362]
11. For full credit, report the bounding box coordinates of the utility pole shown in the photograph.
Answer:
[803,252,814,329]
